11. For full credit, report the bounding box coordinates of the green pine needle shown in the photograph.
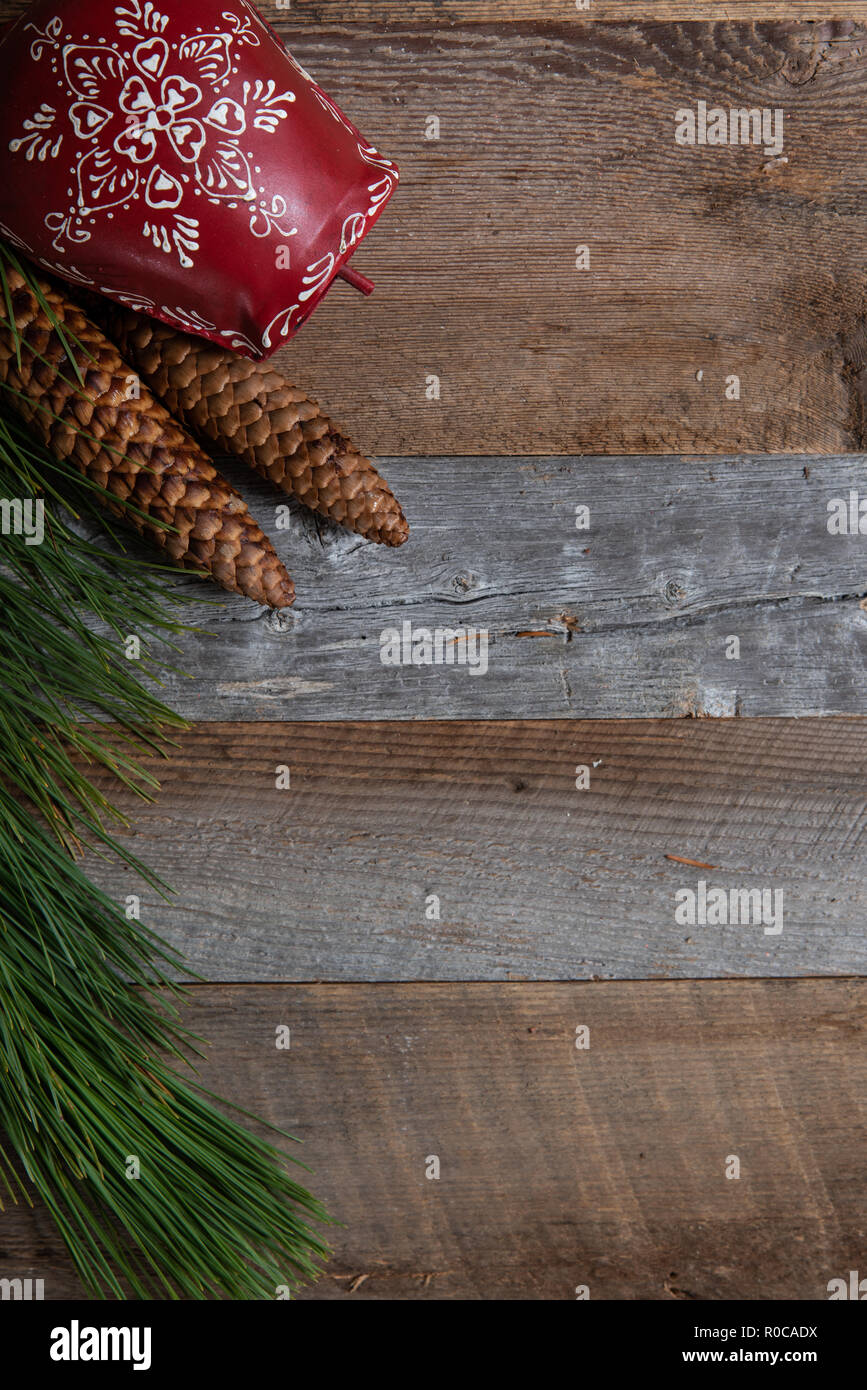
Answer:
[0,249,332,1298]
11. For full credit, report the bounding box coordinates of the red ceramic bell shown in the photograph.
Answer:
[0,0,398,358]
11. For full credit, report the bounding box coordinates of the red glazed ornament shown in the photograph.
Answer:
[0,0,398,358]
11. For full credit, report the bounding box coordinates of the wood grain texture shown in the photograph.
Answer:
[2,14,867,453]
[267,4,867,18]
[272,5,867,19]
[3,979,865,1300]
[79,453,867,719]
[81,718,867,981]
[4,4,867,19]
[225,19,867,455]
[5,4,866,29]
[0,2,863,1310]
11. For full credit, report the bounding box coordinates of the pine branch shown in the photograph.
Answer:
[0,800,330,1299]
[0,249,331,1298]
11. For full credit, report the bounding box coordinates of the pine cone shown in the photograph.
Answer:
[0,270,294,609]
[106,309,409,547]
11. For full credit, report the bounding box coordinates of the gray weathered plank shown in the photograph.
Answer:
[83,718,867,981]
[3,979,865,1299]
[79,453,867,719]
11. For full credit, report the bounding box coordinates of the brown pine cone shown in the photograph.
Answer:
[0,270,294,608]
[106,309,409,548]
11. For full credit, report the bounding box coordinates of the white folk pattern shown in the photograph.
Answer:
[11,1,398,352]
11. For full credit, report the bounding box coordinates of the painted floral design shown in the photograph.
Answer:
[5,0,399,356]
[16,2,297,266]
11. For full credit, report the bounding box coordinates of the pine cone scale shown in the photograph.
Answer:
[0,270,295,609]
[106,309,409,548]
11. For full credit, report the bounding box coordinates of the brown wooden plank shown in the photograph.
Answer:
[3,15,867,453]
[586,4,867,15]
[271,5,867,19]
[3,978,865,1299]
[81,718,867,981]
[261,17,867,456]
[5,5,867,25]
[4,4,867,20]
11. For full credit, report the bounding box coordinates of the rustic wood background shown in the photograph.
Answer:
[79,720,867,982]
[78,451,867,720]
[1,4,866,1301]
[6,9,867,454]
[6,981,867,1300]
[244,17,867,457]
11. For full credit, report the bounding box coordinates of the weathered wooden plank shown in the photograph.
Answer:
[81,718,867,981]
[3,4,867,22]
[3,16,867,454]
[79,453,867,719]
[225,19,867,455]
[584,3,867,15]
[3,979,865,1299]
[4,5,865,30]
[262,4,867,18]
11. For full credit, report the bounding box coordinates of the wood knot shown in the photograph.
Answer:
[265,607,296,635]
[660,576,688,608]
[451,572,477,594]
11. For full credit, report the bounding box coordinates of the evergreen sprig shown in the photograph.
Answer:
[0,251,331,1298]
